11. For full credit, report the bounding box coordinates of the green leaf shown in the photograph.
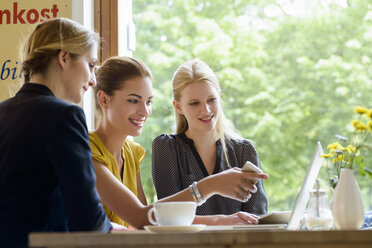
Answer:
[364,167,372,178]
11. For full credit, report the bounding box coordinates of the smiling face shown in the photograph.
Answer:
[174,81,220,135]
[104,76,153,137]
[62,47,98,103]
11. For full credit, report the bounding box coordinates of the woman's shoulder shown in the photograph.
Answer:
[49,103,87,137]
[153,133,187,149]
[124,139,144,151]
[124,139,145,162]
[226,138,260,164]
[153,134,178,144]
[227,137,255,148]
[47,100,86,126]
[89,132,100,146]
[43,94,82,112]
[226,137,258,155]
[88,132,108,157]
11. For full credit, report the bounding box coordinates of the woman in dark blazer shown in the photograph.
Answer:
[0,18,111,248]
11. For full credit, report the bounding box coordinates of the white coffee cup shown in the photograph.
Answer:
[147,201,196,226]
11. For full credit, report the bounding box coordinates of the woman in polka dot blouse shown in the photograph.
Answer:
[152,59,269,225]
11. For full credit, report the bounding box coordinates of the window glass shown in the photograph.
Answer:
[133,0,372,211]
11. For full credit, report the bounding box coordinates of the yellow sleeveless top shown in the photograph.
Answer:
[89,132,145,227]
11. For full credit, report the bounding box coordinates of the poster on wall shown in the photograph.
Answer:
[0,0,71,102]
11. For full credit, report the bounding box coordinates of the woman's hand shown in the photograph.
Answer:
[110,222,128,232]
[213,212,259,225]
[198,167,269,202]
[194,212,259,225]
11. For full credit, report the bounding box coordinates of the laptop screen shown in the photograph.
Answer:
[286,141,324,230]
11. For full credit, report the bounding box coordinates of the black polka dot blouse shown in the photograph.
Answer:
[152,133,268,216]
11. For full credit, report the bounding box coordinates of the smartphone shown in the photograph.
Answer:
[242,161,263,173]
[242,161,263,184]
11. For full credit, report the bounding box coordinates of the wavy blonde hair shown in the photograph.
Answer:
[172,59,241,166]
[21,18,99,83]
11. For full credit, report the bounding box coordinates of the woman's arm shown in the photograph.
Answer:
[50,106,111,232]
[93,159,151,229]
[159,168,267,225]
[95,159,267,228]
[136,172,148,205]
[158,167,268,203]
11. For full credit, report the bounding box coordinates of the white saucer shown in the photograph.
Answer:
[144,224,206,233]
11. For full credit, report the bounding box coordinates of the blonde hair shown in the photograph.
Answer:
[172,59,241,166]
[21,17,99,83]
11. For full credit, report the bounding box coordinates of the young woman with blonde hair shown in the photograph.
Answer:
[152,59,268,223]
[0,18,111,248]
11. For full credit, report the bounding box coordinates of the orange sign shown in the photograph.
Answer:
[0,0,71,101]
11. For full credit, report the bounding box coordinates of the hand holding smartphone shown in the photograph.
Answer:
[242,161,263,184]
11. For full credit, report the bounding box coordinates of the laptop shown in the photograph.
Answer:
[204,141,324,231]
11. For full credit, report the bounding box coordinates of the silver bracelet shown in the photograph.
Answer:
[188,184,198,204]
[192,182,205,206]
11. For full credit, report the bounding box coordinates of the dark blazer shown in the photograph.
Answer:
[0,83,111,248]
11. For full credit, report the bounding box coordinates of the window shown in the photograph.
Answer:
[133,0,372,210]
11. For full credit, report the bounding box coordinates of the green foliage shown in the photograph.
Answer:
[133,0,372,211]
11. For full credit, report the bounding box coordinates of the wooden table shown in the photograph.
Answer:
[29,229,372,248]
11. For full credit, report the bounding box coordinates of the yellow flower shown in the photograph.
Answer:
[351,119,360,129]
[351,119,368,132]
[321,153,334,158]
[358,123,368,132]
[327,142,342,150]
[367,110,372,119]
[332,155,343,163]
[324,107,371,188]
[346,145,356,153]
[354,106,369,115]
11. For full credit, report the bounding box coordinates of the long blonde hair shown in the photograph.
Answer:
[21,18,99,83]
[172,59,241,166]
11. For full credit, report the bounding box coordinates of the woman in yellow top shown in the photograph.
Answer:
[90,56,268,229]
[89,133,146,226]
[89,57,149,227]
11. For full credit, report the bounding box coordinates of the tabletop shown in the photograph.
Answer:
[29,228,372,248]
